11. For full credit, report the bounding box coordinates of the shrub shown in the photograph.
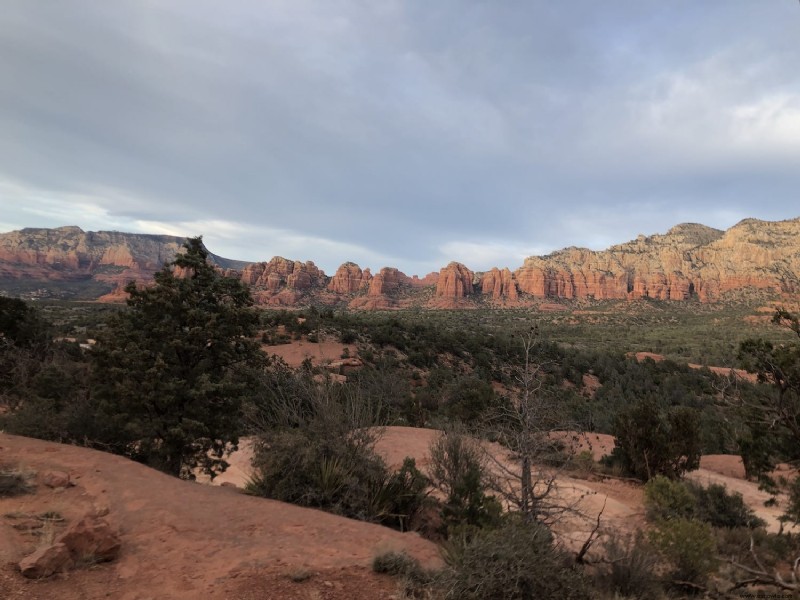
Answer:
[644,475,696,522]
[373,550,435,598]
[0,466,34,497]
[369,457,431,531]
[649,518,718,585]
[442,518,591,600]
[785,475,800,525]
[596,532,662,599]
[428,430,501,532]
[644,476,764,529]
[247,428,389,521]
[715,527,798,573]
[610,399,701,481]
[687,480,765,529]
[372,551,422,578]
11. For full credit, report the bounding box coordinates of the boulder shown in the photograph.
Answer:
[40,470,70,489]
[19,543,74,578]
[56,516,121,564]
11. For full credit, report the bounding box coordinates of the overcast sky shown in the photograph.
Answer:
[1,1,799,275]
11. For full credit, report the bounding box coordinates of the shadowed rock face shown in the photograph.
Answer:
[2,218,799,306]
[0,227,244,300]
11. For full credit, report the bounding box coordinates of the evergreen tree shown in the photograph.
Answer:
[91,237,263,478]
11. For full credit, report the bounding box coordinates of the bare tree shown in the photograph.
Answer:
[727,537,800,593]
[482,327,591,525]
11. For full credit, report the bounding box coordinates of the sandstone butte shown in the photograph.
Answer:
[1,217,799,307]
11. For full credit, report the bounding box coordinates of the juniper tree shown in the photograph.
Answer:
[91,237,263,478]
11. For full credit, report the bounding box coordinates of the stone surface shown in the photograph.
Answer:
[435,262,474,298]
[328,262,370,294]
[513,219,800,302]
[0,226,246,301]
[3,218,800,306]
[41,470,71,488]
[480,267,518,300]
[242,256,326,304]
[19,543,74,578]
[56,516,122,564]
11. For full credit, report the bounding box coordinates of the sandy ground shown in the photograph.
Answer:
[263,339,356,368]
[214,429,794,538]
[0,433,441,600]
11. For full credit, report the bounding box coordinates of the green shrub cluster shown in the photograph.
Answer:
[644,475,764,528]
[440,517,591,600]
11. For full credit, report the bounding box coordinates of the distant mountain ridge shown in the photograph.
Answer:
[0,226,248,300]
[0,218,798,305]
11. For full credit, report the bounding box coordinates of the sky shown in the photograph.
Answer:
[1,1,799,276]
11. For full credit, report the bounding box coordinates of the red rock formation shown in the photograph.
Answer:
[367,267,411,297]
[435,262,474,298]
[480,267,518,300]
[241,256,325,304]
[0,226,246,301]
[328,262,369,294]
[3,218,800,307]
[411,272,439,287]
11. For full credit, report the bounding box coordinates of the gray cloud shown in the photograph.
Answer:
[1,0,799,274]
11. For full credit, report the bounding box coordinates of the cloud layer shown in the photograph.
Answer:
[2,1,799,274]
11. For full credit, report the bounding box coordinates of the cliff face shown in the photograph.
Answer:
[510,219,800,302]
[2,218,799,306]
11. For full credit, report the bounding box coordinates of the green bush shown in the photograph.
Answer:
[644,476,764,528]
[428,430,502,533]
[611,400,701,481]
[442,518,591,600]
[715,527,799,573]
[785,475,800,525]
[687,480,765,529]
[247,427,390,522]
[649,518,718,585]
[644,475,696,522]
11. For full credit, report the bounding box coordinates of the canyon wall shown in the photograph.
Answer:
[1,218,798,305]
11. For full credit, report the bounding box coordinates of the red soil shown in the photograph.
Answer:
[0,433,440,600]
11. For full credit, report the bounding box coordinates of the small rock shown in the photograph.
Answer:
[41,471,71,489]
[19,543,74,578]
[56,516,121,564]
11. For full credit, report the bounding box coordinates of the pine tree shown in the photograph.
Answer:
[91,237,263,478]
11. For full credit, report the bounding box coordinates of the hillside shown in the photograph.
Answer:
[1,217,798,305]
[0,433,439,600]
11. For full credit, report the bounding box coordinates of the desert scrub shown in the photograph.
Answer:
[595,532,663,599]
[0,464,35,497]
[372,551,423,578]
[441,518,591,600]
[649,518,718,586]
[644,475,764,528]
[372,550,437,598]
